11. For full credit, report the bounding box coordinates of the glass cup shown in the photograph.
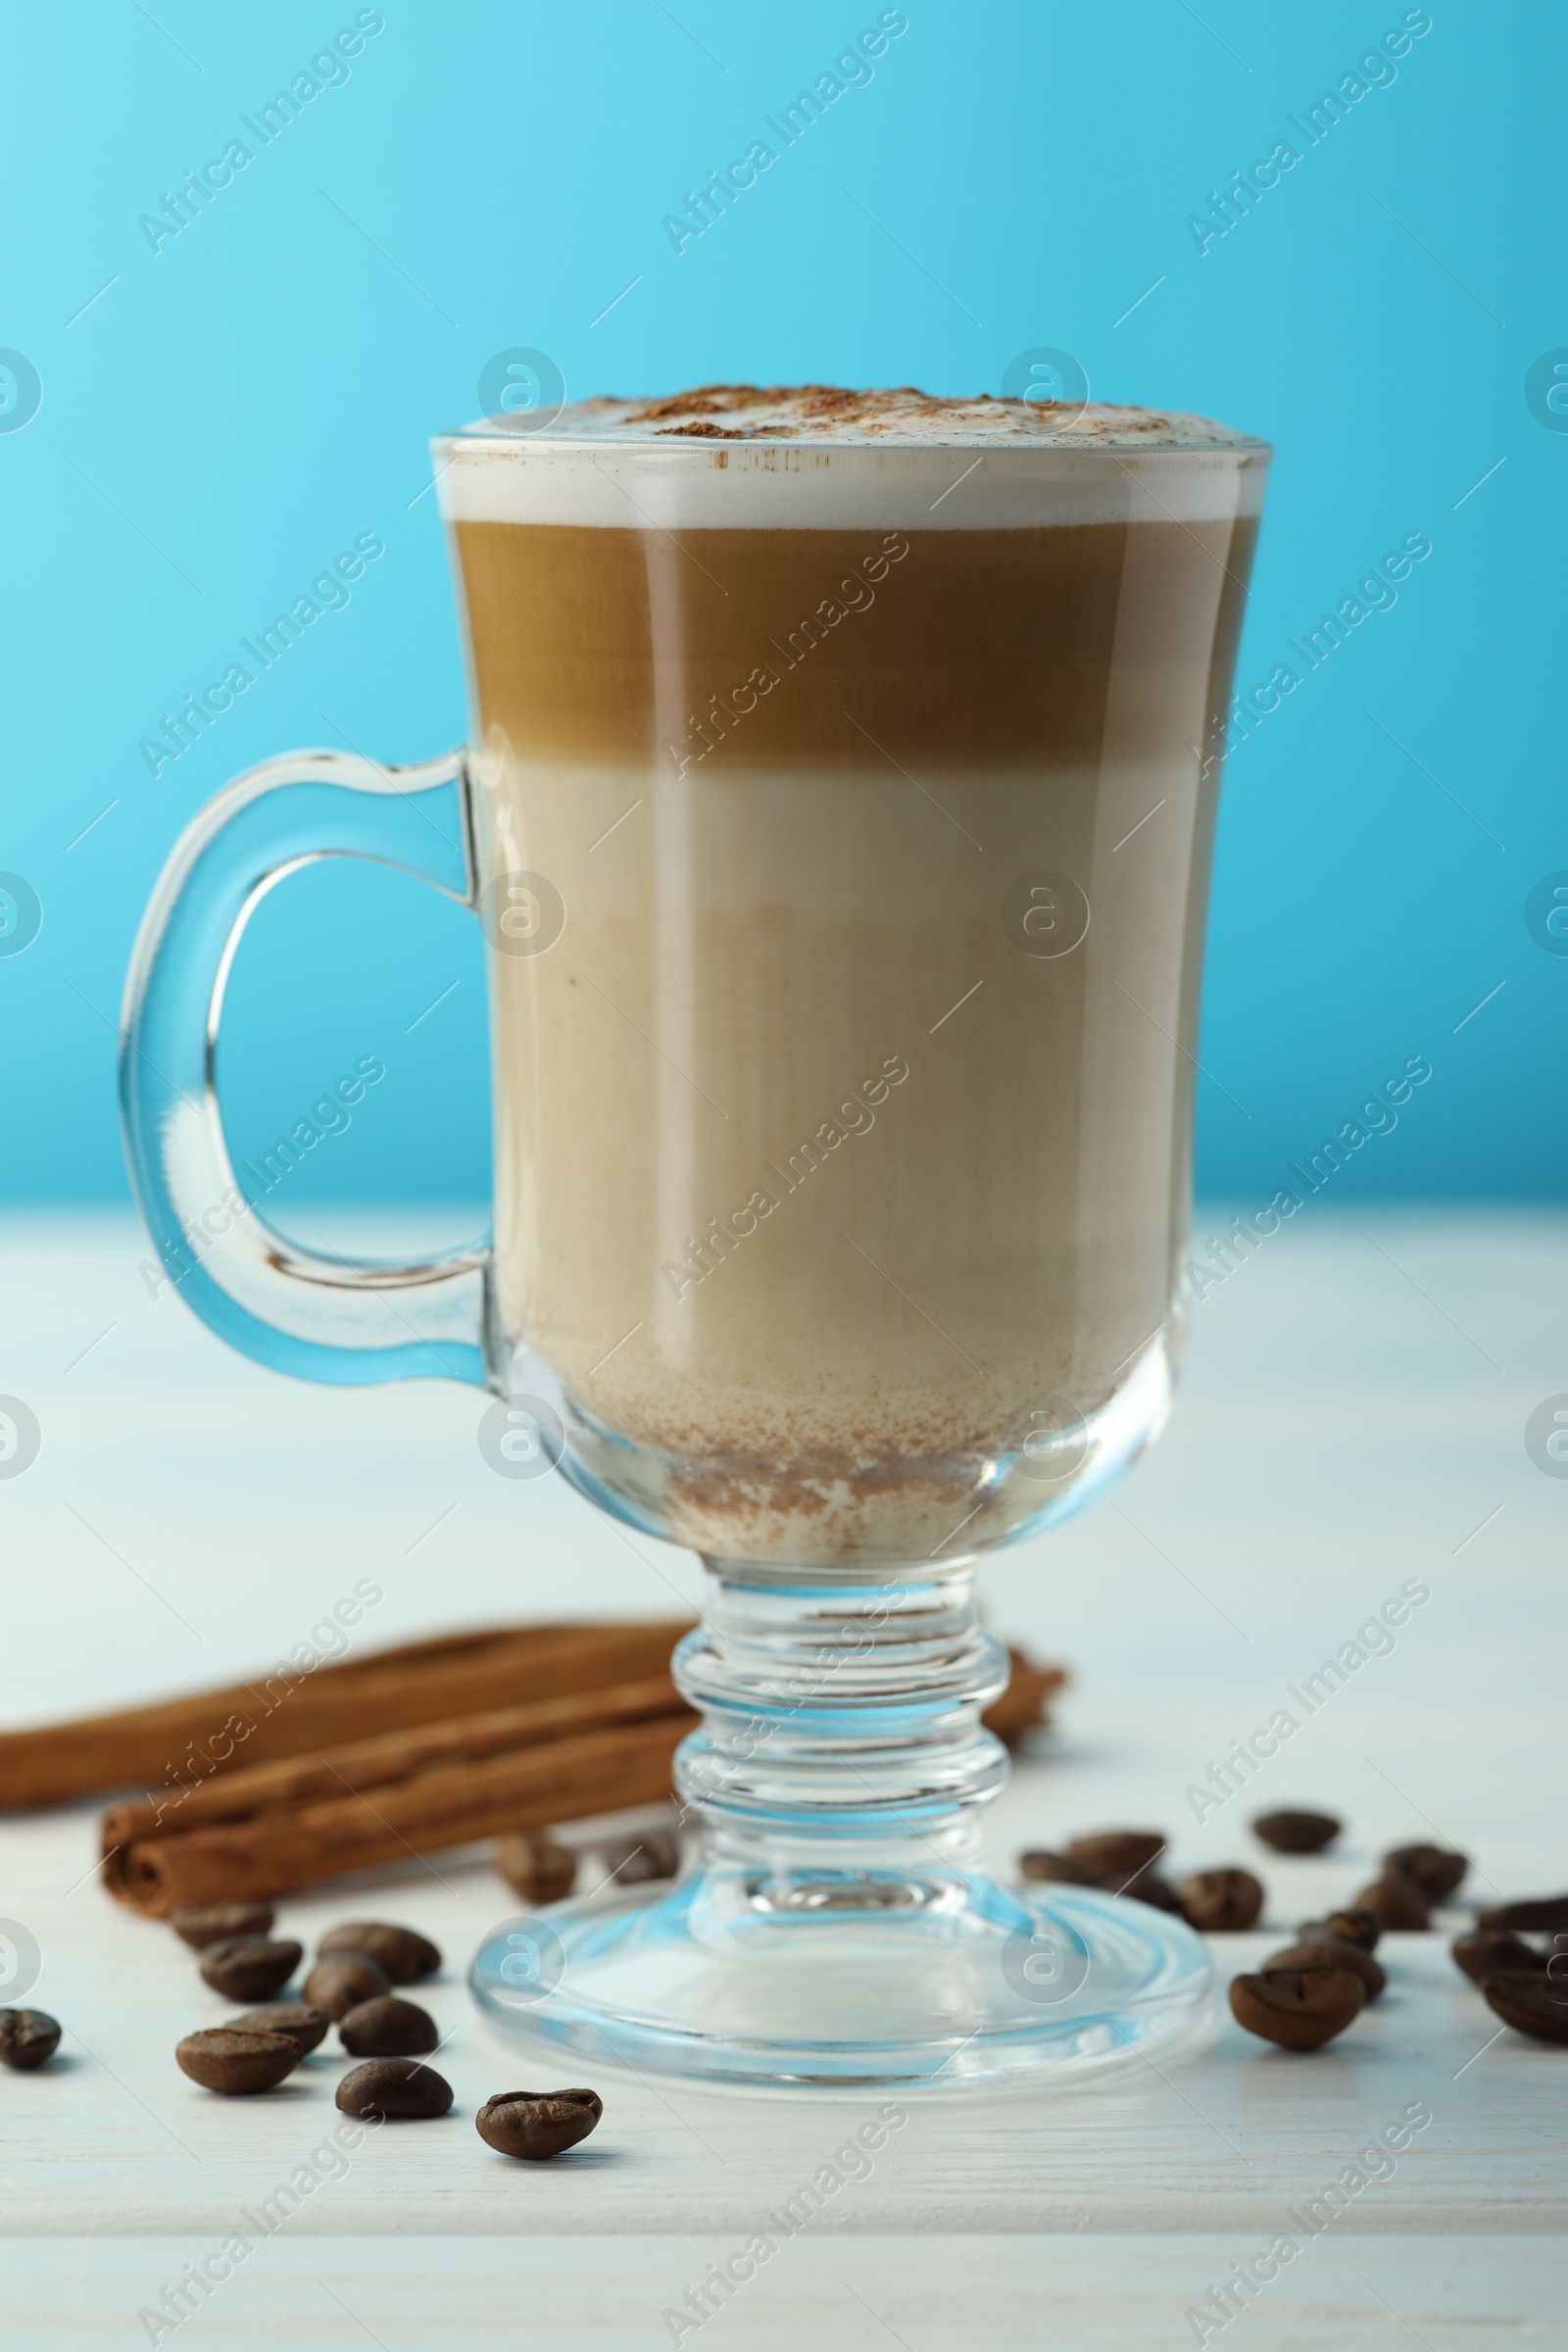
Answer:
[122,406,1268,2087]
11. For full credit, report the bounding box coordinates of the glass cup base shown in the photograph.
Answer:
[470,1872,1214,2090]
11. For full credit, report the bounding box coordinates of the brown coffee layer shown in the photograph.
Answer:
[455,517,1256,771]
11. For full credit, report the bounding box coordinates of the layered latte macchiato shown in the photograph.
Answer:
[438,385,1266,1561]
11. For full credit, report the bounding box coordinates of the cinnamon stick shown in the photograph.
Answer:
[101,1674,688,1880]
[115,1716,691,1913]
[0,1618,690,1807]
[985,1657,1066,1745]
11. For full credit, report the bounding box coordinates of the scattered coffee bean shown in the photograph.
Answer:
[225,2004,330,2054]
[1177,1869,1263,1933]
[317,1922,440,1984]
[1018,1848,1177,1909]
[1481,1970,1568,2045]
[1298,1907,1383,1953]
[476,2087,603,2160]
[1264,1940,1387,2000]
[1478,1894,1568,1934]
[599,1830,680,1884]
[170,1899,275,1950]
[175,2028,299,2095]
[1102,1863,1178,1912]
[338,1996,439,2058]
[199,1937,303,2001]
[1067,1831,1166,1879]
[1451,1932,1544,1985]
[1385,1844,1468,1904]
[0,2010,62,2071]
[303,1954,393,2020]
[1252,1809,1341,1854]
[1018,1849,1099,1886]
[1229,1965,1366,2050]
[336,2059,453,2119]
[1353,1876,1431,1931]
[495,1832,577,1905]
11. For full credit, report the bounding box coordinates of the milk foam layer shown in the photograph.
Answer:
[467,383,1266,446]
[437,382,1268,531]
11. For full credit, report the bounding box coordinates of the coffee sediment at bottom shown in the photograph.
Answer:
[440,385,1267,1559]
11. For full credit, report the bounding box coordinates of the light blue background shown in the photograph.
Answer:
[2,0,1561,1228]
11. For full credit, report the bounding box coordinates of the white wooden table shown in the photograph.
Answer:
[2,1207,1565,2347]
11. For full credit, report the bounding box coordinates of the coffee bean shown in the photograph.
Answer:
[1018,1849,1099,1886]
[599,1831,680,1884]
[1018,1846,1178,1908]
[1113,1866,1182,1913]
[336,2059,453,2119]
[0,2009,61,2071]
[1018,1848,1178,1909]
[1067,1831,1166,1879]
[1251,1809,1340,1854]
[1298,1907,1383,1953]
[338,1996,439,2057]
[1451,1932,1544,1985]
[1352,1876,1431,1931]
[1229,1965,1365,2050]
[1264,1940,1387,2000]
[170,1899,275,1950]
[199,1937,303,2001]
[225,2004,330,2054]
[1478,1894,1568,1934]
[317,1922,441,1984]
[1481,1969,1568,2045]
[495,1833,577,1905]
[1385,1844,1468,1904]
[476,2087,603,2160]
[1176,1869,1263,1932]
[303,1954,393,2020]
[176,2028,298,2094]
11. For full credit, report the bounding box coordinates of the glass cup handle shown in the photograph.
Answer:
[120,746,493,1389]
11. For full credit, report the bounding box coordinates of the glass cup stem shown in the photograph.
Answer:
[672,1558,1011,1891]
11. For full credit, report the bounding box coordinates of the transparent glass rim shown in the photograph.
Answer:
[436,421,1274,458]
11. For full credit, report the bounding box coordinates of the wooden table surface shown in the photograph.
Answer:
[1,1207,1564,2347]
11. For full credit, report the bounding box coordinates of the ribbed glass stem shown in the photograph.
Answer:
[672,1558,1010,1877]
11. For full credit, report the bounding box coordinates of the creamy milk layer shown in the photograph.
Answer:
[484,753,1206,1559]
